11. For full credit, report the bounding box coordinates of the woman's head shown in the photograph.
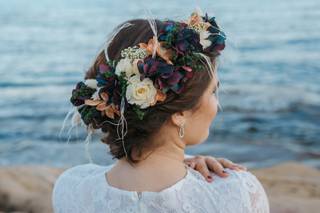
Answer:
[71,12,225,164]
[171,69,220,146]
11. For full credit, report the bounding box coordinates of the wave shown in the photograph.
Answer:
[218,84,320,113]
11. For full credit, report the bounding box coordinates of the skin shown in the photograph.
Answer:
[106,70,246,192]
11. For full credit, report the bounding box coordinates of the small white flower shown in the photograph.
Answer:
[199,30,212,49]
[84,79,98,89]
[115,58,140,79]
[125,74,157,109]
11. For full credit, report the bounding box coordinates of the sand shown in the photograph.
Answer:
[252,162,320,213]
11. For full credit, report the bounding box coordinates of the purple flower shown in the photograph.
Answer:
[201,14,226,54]
[138,56,175,79]
[204,31,226,54]
[175,28,202,54]
[158,21,177,44]
[96,63,116,87]
[137,56,195,94]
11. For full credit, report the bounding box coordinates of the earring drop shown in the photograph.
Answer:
[179,123,185,138]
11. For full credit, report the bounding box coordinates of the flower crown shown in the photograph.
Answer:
[70,10,226,125]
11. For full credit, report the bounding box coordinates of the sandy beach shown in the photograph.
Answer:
[252,162,320,213]
[0,162,319,213]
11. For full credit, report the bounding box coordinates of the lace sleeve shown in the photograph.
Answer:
[183,153,269,212]
[52,167,75,212]
[193,168,270,213]
[237,170,270,213]
[52,164,99,213]
[246,172,270,213]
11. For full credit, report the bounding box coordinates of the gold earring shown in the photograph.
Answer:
[179,123,185,138]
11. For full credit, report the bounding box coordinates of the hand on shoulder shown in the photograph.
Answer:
[184,154,247,182]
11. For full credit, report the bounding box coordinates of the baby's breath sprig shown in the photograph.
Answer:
[120,46,148,60]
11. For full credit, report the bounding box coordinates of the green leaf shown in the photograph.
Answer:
[118,72,128,97]
[132,105,145,120]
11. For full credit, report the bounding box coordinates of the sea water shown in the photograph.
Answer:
[0,0,319,168]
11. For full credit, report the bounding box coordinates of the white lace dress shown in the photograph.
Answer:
[52,160,269,213]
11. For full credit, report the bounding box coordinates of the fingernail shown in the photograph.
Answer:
[222,169,228,173]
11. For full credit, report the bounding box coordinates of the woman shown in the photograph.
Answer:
[52,9,269,213]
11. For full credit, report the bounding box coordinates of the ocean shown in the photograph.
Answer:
[0,0,319,168]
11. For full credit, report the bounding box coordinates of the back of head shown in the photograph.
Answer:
[70,10,226,164]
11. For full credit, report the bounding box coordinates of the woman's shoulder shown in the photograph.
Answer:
[185,168,270,212]
[53,163,112,190]
[188,167,263,189]
[213,168,262,186]
[52,163,113,211]
[205,168,266,195]
[57,163,104,179]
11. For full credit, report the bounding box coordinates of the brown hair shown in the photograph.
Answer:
[85,19,216,164]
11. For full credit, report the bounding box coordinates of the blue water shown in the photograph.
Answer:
[0,0,319,168]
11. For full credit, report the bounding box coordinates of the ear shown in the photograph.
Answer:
[170,110,191,127]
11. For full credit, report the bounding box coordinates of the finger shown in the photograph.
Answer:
[206,157,229,178]
[191,162,196,169]
[190,162,196,169]
[183,158,193,164]
[184,158,196,169]
[217,158,247,171]
[229,165,244,171]
[185,161,196,169]
[194,158,213,182]
[232,163,247,171]
[216,158,234,169]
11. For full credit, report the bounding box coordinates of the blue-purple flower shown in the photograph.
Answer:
[175,28,203,54]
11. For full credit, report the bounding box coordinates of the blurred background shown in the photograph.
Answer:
[0,0,319,212]
[1,0,319,168]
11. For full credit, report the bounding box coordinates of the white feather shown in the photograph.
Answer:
[143,8,158,58]
[84,124,94,163]
[103,22,133,62]
[194,6,204,16]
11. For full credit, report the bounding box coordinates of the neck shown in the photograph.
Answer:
[107,134,188,192]
[118,134,186,172]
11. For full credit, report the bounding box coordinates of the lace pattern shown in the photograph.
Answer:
[52,162,269,213]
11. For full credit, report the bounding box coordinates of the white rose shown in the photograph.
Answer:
[199,30,212,49]
[84,79,98,89]
[115,58,140,79]
[125,74,157,109]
